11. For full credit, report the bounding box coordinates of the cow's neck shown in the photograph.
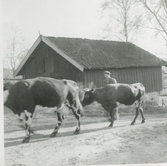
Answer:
[92,89,103,104]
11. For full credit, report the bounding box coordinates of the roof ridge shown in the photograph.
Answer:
[45,36,130,44]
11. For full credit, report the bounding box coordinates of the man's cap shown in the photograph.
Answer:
[104,71,111,75]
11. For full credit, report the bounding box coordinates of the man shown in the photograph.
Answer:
[104,71,119,120]
[104,71,117,85]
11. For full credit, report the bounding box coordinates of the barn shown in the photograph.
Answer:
[14,35,167,92]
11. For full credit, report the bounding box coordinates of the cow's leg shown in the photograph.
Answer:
[50,112,63,137]
[131,99,145,125]
[108,107,117,127]
[130,106,139,125]
[114,107,119,120]
[22,110,33,143]
[16,112,26,125]
[16,112,34,134]
[131,100,141,125]
[139,100,145,123]
[139,107,145,123]
[72,108,81,134]
[66,99,81,134]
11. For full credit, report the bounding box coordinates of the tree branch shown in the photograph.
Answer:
[140,0,167,36]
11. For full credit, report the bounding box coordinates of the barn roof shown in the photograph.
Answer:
[14,35,167,76]
[47,36,167,69]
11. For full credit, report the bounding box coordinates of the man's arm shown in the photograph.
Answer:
[109,78,117,84]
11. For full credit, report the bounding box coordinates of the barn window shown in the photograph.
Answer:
[44,57,54,73]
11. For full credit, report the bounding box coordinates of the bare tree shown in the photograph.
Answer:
[140,0,167,44]
[100,0,142,42]
[165,0,167,7]
[3,24,29,78]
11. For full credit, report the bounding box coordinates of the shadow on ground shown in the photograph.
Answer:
[4,123,130,148]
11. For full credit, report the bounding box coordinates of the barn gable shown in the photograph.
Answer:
[14,35,84,77]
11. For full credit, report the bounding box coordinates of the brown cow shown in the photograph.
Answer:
[4,77,83,143]
[81,83,145,127]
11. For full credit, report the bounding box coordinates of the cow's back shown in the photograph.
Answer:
[27,77,69,107]
[102,83,145,105]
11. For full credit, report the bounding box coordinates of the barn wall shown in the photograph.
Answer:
[84,67,162,92]
[47,45,84,82]
[22,43,84,82]
[22,42,46,78]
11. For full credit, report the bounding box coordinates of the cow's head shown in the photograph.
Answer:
[3,82,12,91]
[81,88,95,106]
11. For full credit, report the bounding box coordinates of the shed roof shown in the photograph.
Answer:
[47,36,167,69]
[14,35,167,76]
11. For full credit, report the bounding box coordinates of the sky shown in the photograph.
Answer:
[2,0,167,60]
[3,0,104,43]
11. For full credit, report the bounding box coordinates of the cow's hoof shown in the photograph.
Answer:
[130,122,135,125]
[50,133,57,137]
[141,120,145,123]
[108,124,113,127]
[30,129,34,134]
[22,137,30,143]
[74,129,80,135]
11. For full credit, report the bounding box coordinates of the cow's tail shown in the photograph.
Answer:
[76,93,84,117]
[138,83,145,107]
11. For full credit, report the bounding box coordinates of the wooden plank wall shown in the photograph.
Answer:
[22,43,84,82]
[84,67,162,92]
[22,42,46,78]
[49,46,84,82]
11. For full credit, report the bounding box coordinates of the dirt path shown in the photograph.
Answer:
[4,108,167,166]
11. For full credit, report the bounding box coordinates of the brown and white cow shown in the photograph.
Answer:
[81,83,145,127]
[4,77,83,143]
